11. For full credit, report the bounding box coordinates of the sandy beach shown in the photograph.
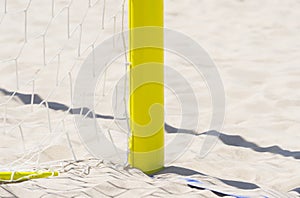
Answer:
[0,0,299,197]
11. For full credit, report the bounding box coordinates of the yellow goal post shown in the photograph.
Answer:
[128,0,164,174]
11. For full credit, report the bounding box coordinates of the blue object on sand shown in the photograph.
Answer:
[184,178,268,198]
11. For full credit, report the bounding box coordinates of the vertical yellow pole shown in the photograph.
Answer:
[129,0,164,174]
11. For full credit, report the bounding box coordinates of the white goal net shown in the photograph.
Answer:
[0,0,128,181]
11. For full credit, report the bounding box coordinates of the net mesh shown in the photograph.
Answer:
[0,0,128,180]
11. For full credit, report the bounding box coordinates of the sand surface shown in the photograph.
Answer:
[0,0,299,197]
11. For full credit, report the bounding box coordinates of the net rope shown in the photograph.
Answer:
[0,0,128,182]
